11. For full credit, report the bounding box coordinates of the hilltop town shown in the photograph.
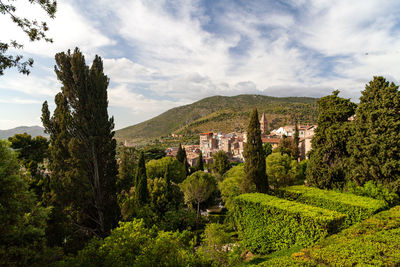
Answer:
[165,113,317,167]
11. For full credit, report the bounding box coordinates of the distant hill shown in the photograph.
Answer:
[0,126,48,139]
[115,94,319,143]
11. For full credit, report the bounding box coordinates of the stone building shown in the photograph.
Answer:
[260,112,269,134]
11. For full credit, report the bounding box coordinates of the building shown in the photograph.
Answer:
[260,112,269,134]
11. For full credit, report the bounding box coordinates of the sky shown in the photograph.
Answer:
[1,0,400,130]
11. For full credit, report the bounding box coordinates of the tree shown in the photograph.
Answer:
[275,135,294,156]
[146,156,186,183]
[117,146,137,193]
[0,140,50,265]
[41,48,120,242]
[266,152,298,188]
[196,151,204,171]
[263,143,272,158]
[212,150,230,176]
[135,152,149,205]
[176,143,186,163]
[243,108,268,193]
[0,0,56,75]
[307,90,356,189]
[180,171,216,217]
[8,133,49,201]
[348,77,400,193]
[292,123,300,160]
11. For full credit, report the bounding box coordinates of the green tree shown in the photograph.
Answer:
[0,0,56,75]
[212,150,230,176]
[275,135,294,156]
[117,146,137,193]
[42,48,120,242]
[266,152,298,188]
[348,77,400,193]
[196,151,204,171]
[176,143,186,163]
[243,108,268,193]
[292,123,300,160]
[0,140,51,265]
[180,171,216,217]
[218,164,255,210]
[146,156,186,183]
[263,143,272,158]
[135,152,149,205]
[307,90,356,189]
[8,133,49,200]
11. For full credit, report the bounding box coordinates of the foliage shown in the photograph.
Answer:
[213,150,230,176]
[243,109,268,193]
[135,152,148,205]
[0,0,56,75]
[117,146,136,193]
[196,150,204,171]
[146,156,186,183]
[115,95,319,143]
[141,145,166,162]
[344,180,400,207]
[0,140,52,265]
[59,219,201,267]
[41,48,120,246]
[266,152,298,188]
[293,206,400,266]
[279,185,387,228]
[274,136,294,156]
[348,77,400,193]
[219,164,254,210]
[292,123,300,160]
[147,177,183,216]
[307,90,356,189]
[232,193,345,254]
[180,171,217,217]
[197,223,241,266]
[262,143,272,158]
[8,133,49,201]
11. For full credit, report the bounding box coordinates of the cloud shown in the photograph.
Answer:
[0,97,41,104]
[0,74,59,96]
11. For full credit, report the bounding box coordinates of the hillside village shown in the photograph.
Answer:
[165,113,316,166]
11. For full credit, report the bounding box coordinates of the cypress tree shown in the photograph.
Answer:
[348,77,400,192]
[135,151,148,204]
[243,108,268,193]
[196,151,204,171]
[164,165,172,201]
[176,144,185,163]
[292,123,300,160]
[42,48,120,243]
[307,90,356,189]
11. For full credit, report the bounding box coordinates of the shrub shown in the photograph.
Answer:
[279,185,388,227]
[232,193,345,254]
[294,206,400,266]
[265,152,298,188]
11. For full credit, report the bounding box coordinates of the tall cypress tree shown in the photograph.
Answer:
[348,77,400,192]
[292,122,300,160]
[135,151,148,204]
[42,48,120,243]
[196,151,204,171]
[307,90,356,189]
[243,108,268,193]
[176,144,185,163]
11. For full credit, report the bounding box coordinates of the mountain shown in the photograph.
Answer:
[115,94,319,143]
[0,126,48,139]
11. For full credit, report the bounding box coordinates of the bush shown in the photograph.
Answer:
[265,152,298,188]
[293,206,400,266]
[59,219,201,267]
[345,180,400,207]
[278,185,388,227]
[232,193,345,254]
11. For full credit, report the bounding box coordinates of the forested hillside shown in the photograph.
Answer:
[115,95,318,142]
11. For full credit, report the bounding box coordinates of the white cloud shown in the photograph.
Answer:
[0,74,59,96]
[0,97,41,104]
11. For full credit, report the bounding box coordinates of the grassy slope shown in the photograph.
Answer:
[115,95,318,142]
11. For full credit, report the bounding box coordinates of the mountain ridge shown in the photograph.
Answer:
[115,94,319,143]
[0,126,48,139]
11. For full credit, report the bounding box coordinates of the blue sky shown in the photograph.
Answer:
[1,0,400,130]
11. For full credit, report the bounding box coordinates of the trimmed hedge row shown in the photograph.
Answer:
[278,185,388,227]
[232,193,346,254]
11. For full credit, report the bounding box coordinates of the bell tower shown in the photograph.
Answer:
[260,112,268,134]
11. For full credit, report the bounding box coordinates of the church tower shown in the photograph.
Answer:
[260,112,268,134]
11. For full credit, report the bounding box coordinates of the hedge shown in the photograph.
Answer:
[290,206,400,266]
[232,193,345,254]
[278,185,388,227]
